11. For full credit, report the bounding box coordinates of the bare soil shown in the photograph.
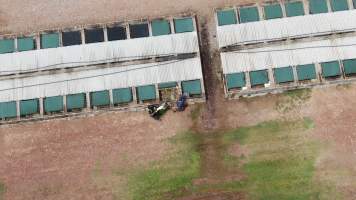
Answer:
[0,110,193,200]
[1,84,356,199]
[0,0,356,199]
[0,0,260,35]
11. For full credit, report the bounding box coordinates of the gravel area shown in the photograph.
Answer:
[0,0,258,35]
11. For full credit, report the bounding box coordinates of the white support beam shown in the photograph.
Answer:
[257,3,265,21]
[279,0,287,17]
[268,68,275,87]
[131,86,138,104]
[302,0,310,15]
[326,0,332,12]
[16,100,20,120]
[169,18,176,34]
[347,0,354,9]
[177,81,183,95]
[39,97,44,116]
[292,66,299,84]
[58,31,63,47]
[200,78,206,97]
[148,21,153,37]
[315,63,323,82]
[63,95,67,113]
[155,83,160,102]
[245,71,252,89]
[36,34,41,50]
[338,60,346,79]
[86,92,91,110]
[14,37,18,52]
[81,29,86,44]
[126,23,131,39]
[109,89,114,107]
[103,26,108,42]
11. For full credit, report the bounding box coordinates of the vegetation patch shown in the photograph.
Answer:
[126,131,201,200]
[284,88,312,99]
[109,117,340,199]
[275,89,312,113]
[0,181,5,200]
[189,118,339,199]
[190,103,203,121]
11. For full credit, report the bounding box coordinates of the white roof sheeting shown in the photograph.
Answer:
[217,10,356,48]
[0,57,202,102]
[0,32,199,75]
[221,35,356,74]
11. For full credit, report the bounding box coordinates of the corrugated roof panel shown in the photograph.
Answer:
[264,18,289,40]
[0,31,199,74]
[221,35,356,74]
[0,57,202,103]
[218,9,356,47]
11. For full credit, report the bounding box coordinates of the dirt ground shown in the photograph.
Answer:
[0,0,262,35]
[1,0,356,199]
[0,84,356,199]
[0,110,193,200]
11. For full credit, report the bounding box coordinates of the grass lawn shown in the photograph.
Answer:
[126,131,201,200]
[115,118,340,199]
[0,181,5,200]
[223,118,321,199]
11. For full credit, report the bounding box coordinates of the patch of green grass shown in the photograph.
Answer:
[0,182,5,200]
[190,104,203,121]
[223,153,241,167]
[219,118,336,200]
[276,89,312,113]
[303,117,315,129]
[336,83,352,89]
[93,160,102,177]
[127,131,201,200]
[110,117,338,200]
[284,88,311,99]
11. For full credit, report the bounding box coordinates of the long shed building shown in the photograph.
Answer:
[0,16,205,120]
[216,0,356,97]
